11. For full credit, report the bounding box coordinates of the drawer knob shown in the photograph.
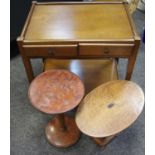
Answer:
[103,48,109,54]
[48,49,54,55]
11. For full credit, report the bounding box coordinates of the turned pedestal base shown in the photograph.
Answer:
[45,114,81,148]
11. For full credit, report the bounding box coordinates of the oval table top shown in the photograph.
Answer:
[75,80,144,137]
[28,70,85,114]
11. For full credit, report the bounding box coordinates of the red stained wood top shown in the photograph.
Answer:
[28,70,85,114]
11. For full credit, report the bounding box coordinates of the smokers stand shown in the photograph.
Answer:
[28,70,85,147]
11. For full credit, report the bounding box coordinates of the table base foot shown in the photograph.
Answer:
[93,135,117,148]
[45,116,81,148]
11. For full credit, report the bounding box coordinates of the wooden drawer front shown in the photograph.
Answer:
[79,44,134,57]
[24,45,77,57]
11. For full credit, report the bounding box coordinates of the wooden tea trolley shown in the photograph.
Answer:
[17,1,140,83]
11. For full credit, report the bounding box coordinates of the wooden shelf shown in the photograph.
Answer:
[43,58,118,93]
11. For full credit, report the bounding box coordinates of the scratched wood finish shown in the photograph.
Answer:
[75,80,144,137]
[28,70,85,114]
[25,3,133,40]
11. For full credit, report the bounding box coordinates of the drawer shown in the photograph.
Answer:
[79,43,134,57]
[23,45,77,57]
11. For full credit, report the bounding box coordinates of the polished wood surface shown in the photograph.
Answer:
[28,70,85,114]
[43,59,118,93]
[79,43,134,57]
[24,45,78,57]
[75,80,144,137]
[45,114,80,147]
[25,3,133,40]
[17,1,140,83]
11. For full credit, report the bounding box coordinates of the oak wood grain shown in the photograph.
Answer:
[24,3,133,40]
[75,80,144,137]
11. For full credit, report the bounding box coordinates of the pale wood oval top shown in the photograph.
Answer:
[75,80,144,137]
[24,3,133,40]
[28,70,85,114]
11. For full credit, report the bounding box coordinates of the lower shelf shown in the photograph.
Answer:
[43,58,118,93]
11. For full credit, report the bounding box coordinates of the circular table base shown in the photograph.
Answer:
[45,116,81,148]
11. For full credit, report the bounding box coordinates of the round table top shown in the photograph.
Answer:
[28,70,85,114]
[75,80,144,137]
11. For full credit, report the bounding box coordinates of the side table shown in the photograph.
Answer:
[28,70,85,147]
[75,80,144,147]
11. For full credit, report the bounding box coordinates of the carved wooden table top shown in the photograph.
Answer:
[76,80,144,137]
[28,70,85,114]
